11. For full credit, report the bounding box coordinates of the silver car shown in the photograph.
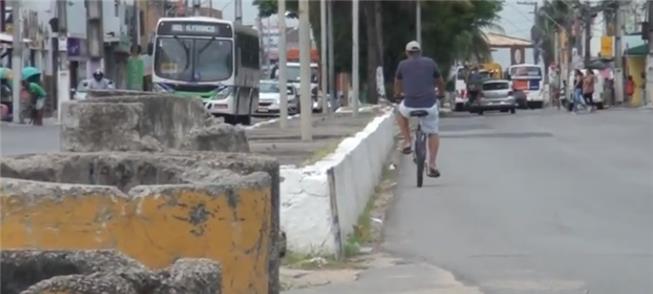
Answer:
[257,80,300,115]
[471,80,517,115]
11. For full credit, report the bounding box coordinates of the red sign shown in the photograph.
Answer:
[513,79,528,91]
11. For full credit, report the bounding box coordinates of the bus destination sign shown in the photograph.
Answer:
[158,21,232,37]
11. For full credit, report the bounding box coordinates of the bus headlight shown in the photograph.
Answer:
[153,83,172,93]
[211,86,233,100]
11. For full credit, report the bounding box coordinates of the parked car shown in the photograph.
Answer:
[469,79,517,115]
[72,78,115,100]
[256,80,300,115]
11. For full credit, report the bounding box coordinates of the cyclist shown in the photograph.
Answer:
[394,41,445,178]
[88,69,114,90]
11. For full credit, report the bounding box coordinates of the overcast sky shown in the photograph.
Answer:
[215,0,539,68]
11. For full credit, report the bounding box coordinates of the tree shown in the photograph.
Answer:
[254,0,503,103]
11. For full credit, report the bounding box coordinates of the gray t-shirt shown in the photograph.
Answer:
[396,56,440,108]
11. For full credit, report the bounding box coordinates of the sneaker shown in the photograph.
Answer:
[427,168,440,178]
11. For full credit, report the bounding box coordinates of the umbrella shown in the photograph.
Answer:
[0,67,10,80]
[21,66,41,81]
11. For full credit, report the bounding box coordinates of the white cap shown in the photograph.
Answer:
[405,41,421,52]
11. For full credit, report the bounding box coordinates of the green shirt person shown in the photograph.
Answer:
[127,46,145,91]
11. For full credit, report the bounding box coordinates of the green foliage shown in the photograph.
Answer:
[253,0,503,93]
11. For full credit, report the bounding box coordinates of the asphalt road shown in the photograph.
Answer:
[384,108,653,294]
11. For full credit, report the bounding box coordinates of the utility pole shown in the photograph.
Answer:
[299,0,312,140]
[11,0,21,123]
[320,0,328,113]
[192,0,200,16]
[235,0,242,25]
[416,0,421,45]
[351,0,359,117]
[0,0,6,32]
[56,0,70,121]
[327,0,335,112]
[86,0,104,76]
[583,2,592,67]
[646,0,653,106]
[278,0,288,128]
[518,0,538,64]
[614,1,624,105]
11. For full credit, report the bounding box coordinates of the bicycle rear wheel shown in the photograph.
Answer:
[414,126,426,188]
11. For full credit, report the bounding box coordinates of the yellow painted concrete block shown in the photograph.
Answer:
[1,180,272,294]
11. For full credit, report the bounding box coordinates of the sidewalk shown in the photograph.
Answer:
[282,254,482,294]
[246,110,383,166]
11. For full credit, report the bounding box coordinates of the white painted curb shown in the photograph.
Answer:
[280,108,395,255]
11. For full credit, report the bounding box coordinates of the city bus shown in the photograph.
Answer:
[506,64,544,109]
[152,17,260,125]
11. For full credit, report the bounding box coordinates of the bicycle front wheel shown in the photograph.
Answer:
[416,159,424,187]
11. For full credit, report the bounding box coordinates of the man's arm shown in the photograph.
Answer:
[394,63,403,99]
[394,77,403,98]
[436,76,445,97]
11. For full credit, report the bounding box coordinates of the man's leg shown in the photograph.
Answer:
[396,108,412,152]
[427,134,440,169]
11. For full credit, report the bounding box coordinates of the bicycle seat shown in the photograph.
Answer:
[409,110,429,117]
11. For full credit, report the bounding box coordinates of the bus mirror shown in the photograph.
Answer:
[147,43,154,56]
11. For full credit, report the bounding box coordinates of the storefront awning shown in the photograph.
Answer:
[625,44,648,56]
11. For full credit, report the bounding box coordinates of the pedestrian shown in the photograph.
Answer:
[549,67,561,109]
[127,45,144,91]
[21,79,47,126]
[573,69,588,113]
[625,75,635,105]
[583,68,596,111]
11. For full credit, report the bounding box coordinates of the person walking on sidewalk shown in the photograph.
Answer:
[20,79,47,126]
[583,68,596,111]
[394,41,445,178]
[573,69,588,113]
[625,75,635,105]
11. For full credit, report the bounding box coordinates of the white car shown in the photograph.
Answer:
[256,80,300,115]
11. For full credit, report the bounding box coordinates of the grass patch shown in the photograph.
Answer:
[282,251,358,270]
[303,140,342,165]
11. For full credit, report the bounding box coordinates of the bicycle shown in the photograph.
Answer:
[409,109,429,188]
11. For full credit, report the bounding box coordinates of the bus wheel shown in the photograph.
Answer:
[239,115,252,126]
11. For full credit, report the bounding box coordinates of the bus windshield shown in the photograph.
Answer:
[154,37,233,82]
[154,37,193,81]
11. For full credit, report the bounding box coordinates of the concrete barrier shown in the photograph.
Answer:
[61,94,248,152]
[1,250,221,294]
[279,109,395,255]
[1,152,280,294]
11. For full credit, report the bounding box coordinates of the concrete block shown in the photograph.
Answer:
[1,152,280,294]
[1,250,221,294]
[61,95,248,153]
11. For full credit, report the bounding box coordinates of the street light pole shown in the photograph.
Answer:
[327,0,335,112]
[11,0,21,123]
[416,0,421,45]
[299,0,312,140]
[352,0,359,117]
[614,2,624,105]
[278,0,288,129]
[320,0,328,113]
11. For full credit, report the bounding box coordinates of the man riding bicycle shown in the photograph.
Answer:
[394,41,445,178]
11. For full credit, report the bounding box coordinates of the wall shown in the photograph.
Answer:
[627,56,645,106]
[61,94,249,153]
[279,109,395,255]
[0,161,276,294]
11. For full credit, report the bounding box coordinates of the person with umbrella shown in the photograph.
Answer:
[20,67,47,125]
[0,68,12,121]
